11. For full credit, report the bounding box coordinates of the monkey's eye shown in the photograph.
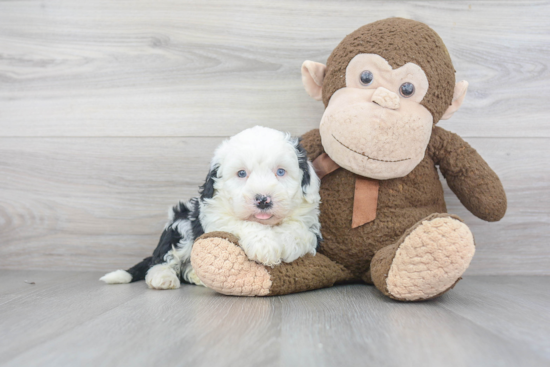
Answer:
[399,82,415,97]
[276,168,286,177]
[360,70,374,86]
[237,170,247,178]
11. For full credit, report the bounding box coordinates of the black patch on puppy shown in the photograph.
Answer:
[199,165,219,201]
[151,226,182,266]
[188,197,205,239]
[315,233,322,251]
[172,199,204,239]
[126,257,152,282]
[294,139,311,192]
[172,201,192,222]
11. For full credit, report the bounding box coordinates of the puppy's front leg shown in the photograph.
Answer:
[145,221,191,290]
[145,225,183,290]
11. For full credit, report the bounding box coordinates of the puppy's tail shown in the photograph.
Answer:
[99,257,152,284]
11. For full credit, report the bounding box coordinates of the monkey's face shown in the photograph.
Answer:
[319,54,433,180]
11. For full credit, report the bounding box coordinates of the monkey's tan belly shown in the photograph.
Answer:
[317,157,447,278]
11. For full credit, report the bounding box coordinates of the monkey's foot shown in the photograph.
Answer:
[371,214,475,301]
[190,232,272,296]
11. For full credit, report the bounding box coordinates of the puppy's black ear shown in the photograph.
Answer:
[199,165,219,201]
[294,138,311,193]
[291,136,320,203]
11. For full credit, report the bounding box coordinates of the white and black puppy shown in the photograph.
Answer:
[100,126,321,290]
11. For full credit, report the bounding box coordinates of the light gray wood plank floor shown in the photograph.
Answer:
[0,270,548,367]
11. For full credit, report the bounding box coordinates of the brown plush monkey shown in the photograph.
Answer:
[190,18,507,301]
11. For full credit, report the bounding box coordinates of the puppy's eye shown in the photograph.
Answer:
[276,168,286,177]
[399,82,415,97]
[237,170,247,178]
[360,70,374,86]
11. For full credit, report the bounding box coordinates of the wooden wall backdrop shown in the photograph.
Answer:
[0,0,549,275]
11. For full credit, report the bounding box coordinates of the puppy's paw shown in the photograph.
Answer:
[145,264,181,290]
[191,234,272,296]
[185,268,205,286]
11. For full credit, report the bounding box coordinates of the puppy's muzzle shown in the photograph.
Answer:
[255,194,273,210]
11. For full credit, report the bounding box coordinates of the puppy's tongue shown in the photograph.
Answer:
[254,213,273,220]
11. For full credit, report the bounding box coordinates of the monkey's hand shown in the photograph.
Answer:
[191,232,273,296]
[428,126,507,222]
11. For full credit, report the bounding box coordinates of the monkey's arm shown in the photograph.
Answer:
[191,232,355,296]
[428,126,507,222]
[300,129,325,161]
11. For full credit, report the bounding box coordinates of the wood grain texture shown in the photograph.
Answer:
[0,271,549,367]
[440,276,550,359]
[0,137,221,271]
[0,0,549,137]
[0,0,548,275]
[0,136,548,275]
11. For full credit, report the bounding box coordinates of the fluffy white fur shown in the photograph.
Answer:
[199,126,321,266]
[99,269,132,284]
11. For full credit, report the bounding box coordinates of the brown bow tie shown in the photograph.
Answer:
[312,153,379,228]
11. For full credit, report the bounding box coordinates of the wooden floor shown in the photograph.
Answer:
[0,270,548,367]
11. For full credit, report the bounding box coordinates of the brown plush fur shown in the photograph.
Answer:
[322,17,455,123]
[300,127,505,280]
[429,129,508,221]
[267,253,355,296]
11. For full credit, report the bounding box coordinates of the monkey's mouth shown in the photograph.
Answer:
[331,134,411,163]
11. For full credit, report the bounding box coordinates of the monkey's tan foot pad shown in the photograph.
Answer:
[191,236,272,296]
[379,216,475,301]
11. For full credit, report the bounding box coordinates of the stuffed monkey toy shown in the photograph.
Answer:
[190,18,507,301]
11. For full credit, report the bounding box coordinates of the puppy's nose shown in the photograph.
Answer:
[255,194,273,209]
[372,87,400,110]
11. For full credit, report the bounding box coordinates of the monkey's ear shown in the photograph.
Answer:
[301,61,326,101]
[440,81,469,120]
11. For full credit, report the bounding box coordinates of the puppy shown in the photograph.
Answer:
[100,126,321,289]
